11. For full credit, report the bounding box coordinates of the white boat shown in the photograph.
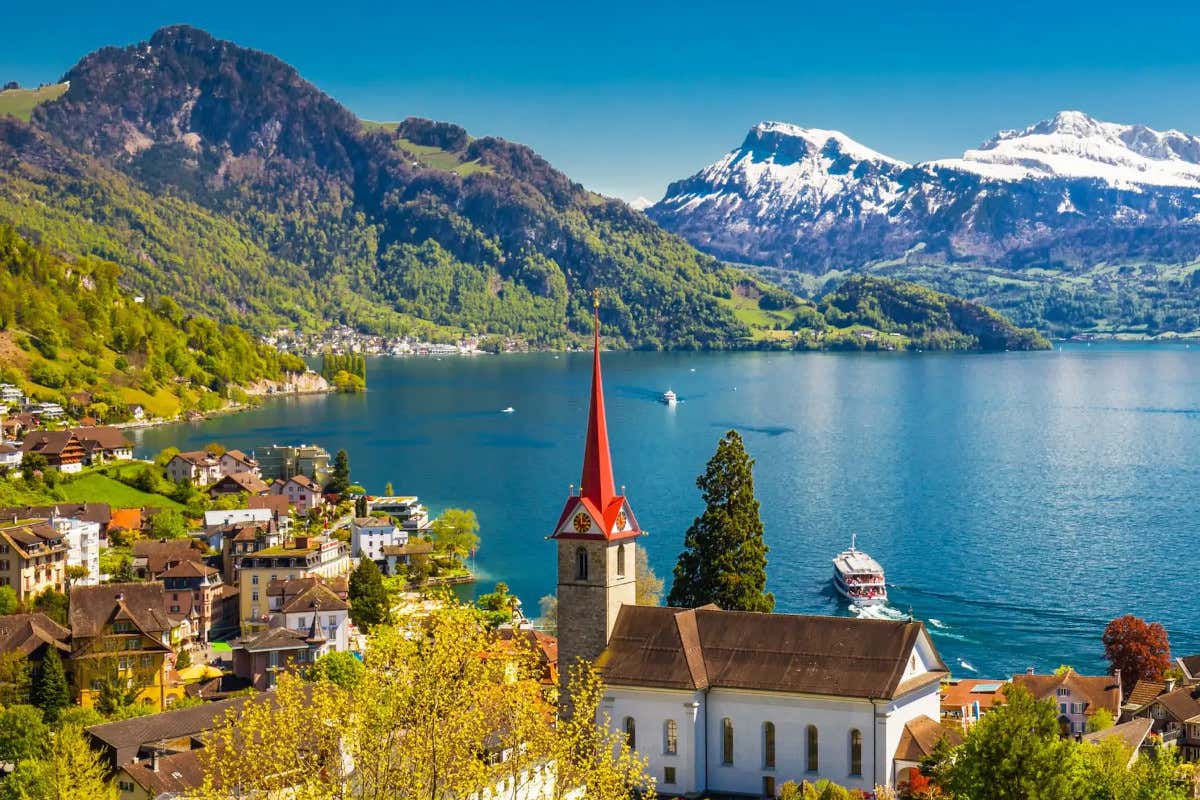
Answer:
[832,534,887,606]
[501,407,515,414]
[662,389,677,406]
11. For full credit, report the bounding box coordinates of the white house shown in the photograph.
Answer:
[219,449,261,478]
[204,507,274,534]
[272,474,323,512]
[50,515,101,586]
[598,606,950,794]
[166,451,222,486]
[350,517,406,562]
[0,385,23,406]
[0,444,21,469]
[267,578,352,653]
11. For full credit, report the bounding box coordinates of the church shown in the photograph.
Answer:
[550,297,953,795]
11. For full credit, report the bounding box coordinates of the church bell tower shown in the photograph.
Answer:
[551,291,642,683]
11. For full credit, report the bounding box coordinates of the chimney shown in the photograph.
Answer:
[150,750,160,772]
[1165,678,1177,693]
[1027,666,1035,675]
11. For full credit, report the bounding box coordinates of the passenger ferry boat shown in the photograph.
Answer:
[662,389,677,406]
[832,534,887,606]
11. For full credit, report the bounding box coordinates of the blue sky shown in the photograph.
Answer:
[5,1,1200,201]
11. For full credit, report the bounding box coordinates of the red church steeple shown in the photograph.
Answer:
[580,291,616,512]
[551,290,640,541]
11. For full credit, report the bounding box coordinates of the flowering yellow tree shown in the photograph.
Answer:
[197,606,653,800]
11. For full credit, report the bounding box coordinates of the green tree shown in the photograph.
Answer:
[31,645,70,724]
[476,582,518,629]
[348,557,389,631]
[0,585,18,615]
[430,508,480,563]
[0,651,31,706]
[148,507,187,539]
[668,430,774,611]
[0,704,49,763]
[1086,707,1114,733]
[384,481,394,496]
[32,588,68,626]
[354,496,368,518]
[326,448,351,494]
[0,723,117,800]
[310,651,365,689]
[943,683,1082,800]
[20,451,48,477]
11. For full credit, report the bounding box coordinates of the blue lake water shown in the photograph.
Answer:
[132,344,1200,679]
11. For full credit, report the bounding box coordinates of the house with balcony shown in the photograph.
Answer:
[218,449,261,478]
[350,516,405,562]
[235,535,349,628]
[161,560,238,644]
[165,451,222,486]
[20,430,86,473]
[0,520,68,601]
[70,426,134,464]
[272,474,323,512]
[1127,680,1200,761]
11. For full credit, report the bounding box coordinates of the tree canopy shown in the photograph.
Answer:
[668,430,773,612]
[1103,615,1171,691]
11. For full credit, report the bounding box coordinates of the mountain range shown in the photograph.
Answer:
[0,26,1045,353]
[649,115,1200,335]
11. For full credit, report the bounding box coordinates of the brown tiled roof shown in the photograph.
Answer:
[69,583,172,642]
[1010,670,1121,718]
[132,539,207,577]
[21,430,81,457]
[895,715,962,761]
[1150,686,1200,723]
[940,678,1007,711]
[122,749,208,795]
[174,450,218,466]
[233,627,310,652]
[248,494,290,518]
[87,695,252,764]
[0,612,70,656]
[209,472,269,496]
[1082,717,1154,752]
[1124,679,1166,709]
[70,426,133,452]
[223,449,257,466]
[159,560,219,579]
[279,582,349,614]
[598,606,947,699]
[286,474,318,490]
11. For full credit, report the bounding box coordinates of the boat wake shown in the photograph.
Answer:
[958,659,978,673]
[928,618,947,629]
[851,604,909,622]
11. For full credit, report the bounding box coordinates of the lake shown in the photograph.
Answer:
[132,344,1200,679]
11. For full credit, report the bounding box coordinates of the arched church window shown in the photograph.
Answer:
[763,721,776,768]
[722,718,734,764]
[849,729,862,776]
[806,725,819,772]
[617,544,626,577]
[664,719,678,755]
[576,547,588,580]
[624,716,636,749]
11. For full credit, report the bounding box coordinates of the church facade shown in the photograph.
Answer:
[552,296,952,795]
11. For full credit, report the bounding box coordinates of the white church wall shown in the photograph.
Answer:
[603,686,707,796]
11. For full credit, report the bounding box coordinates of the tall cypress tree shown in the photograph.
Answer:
[31,646,70,724]
[667,430,774,612]
[348,557,390,631]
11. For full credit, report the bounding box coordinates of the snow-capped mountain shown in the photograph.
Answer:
[649,112,1200,272]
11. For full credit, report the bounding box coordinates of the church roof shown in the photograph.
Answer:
[552,295,639,541]
[598,605,948,700]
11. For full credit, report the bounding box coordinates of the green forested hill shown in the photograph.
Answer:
[0,225,306,420]
[0,25,757,349]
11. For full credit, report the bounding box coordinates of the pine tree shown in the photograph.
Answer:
[667,429,774,612]
[31,646,70,724]
[326,449,351,494]
[348,557,389,631]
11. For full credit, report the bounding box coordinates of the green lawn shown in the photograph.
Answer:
[0,83,68,122]
[58,472,183,509]
[396,138,493,177]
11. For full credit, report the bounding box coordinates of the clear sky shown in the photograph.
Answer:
[5,1,1200,201]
